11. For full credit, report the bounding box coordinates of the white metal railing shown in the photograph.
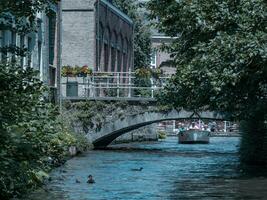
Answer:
[61,72,171,100]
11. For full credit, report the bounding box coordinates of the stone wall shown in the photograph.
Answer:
[62,101,159,146]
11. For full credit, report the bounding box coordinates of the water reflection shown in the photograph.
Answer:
[23,137,267,200]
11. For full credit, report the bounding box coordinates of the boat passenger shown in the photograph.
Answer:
[189,122,200,130]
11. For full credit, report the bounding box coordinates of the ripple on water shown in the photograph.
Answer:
[22,137,267,200]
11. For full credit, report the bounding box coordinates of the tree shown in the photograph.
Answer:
[113,0,151,69]
[148,0,267,165]
[0,0,59,33]
[0,0,59,57]
[0,1,88,199]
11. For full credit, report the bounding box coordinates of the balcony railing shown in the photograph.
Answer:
[61,72,171,100]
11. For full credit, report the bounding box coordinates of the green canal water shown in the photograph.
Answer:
[23,137,267,200]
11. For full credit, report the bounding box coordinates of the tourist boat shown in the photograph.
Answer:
[178,129,210,144]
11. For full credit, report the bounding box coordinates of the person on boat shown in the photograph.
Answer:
[209,121,217,132]
[87,175,95,184]
[178,123,186,133]
[189,122,200,130]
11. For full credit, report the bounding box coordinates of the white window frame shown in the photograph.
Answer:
[150,50,157,68]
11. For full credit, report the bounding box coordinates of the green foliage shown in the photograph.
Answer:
[61,65,93,77]
[0,0,59,58]
[113,0,152,69]
[240,108,267,165]
[0,63,89,199]
[0,1,91,198]
[63,100,156,135]
[148,0,267,165]
[158,130,167,139]
[148,0,267,119]
[0,0,59,34]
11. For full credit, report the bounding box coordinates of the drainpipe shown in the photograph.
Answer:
[56,1,62,111]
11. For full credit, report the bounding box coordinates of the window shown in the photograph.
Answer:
[103,28,110,71]
[123,53,127,72]
[11,31,16,62]
[117,50,121,72]
[49,14,56,66]
[123,39,128,73]
[111,46,116,72]
[117,35,123,72]
[104,43,109,71]
[0,30,3,61]
[20,35,25,67]
[11,31,16,46]
[150,50,157,68]
[37,20,42,71]
[49,66,56,87]
[38,41,42,71]
[27,37,32,67]
[110,31,117,72]
[0,30,7,61]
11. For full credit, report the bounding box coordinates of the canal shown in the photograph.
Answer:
[24,137,267,200]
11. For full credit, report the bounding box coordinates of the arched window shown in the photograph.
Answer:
[123,37,128,72]
[117,34,123,72]
[111,31,117,72]
[96,23,104,70]
[103,27,110,71]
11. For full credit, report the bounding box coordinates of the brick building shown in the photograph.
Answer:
[138,0,176,75]
[61,0,134,73]
[150,34,176,75]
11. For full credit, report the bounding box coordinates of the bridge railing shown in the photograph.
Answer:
[61,72,171,100]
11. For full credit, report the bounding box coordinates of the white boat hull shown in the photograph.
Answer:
[178,130,210,144]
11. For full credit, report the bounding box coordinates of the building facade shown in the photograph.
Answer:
[137,0,176,75]
[0,6,60,102]
[150,34,176,75]
[61,0,134,73]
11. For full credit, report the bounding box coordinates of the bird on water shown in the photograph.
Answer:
[131,167,143,171]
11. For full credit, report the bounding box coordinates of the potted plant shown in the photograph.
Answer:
[81,65,93,77]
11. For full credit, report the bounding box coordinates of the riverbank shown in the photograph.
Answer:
[1,118,92,200]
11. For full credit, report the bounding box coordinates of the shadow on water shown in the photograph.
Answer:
[20,137,267,200]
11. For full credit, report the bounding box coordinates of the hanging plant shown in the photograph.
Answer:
[81,65,93,76]
[62,65,93,77]
[73,65,81,76]
[61,65,73,77]
[135,68,151,78]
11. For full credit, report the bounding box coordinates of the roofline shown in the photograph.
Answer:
[151,35,178,39]
[99,0,133,24]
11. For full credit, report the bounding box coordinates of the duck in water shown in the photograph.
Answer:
[87,175,95,184]
[131,167,143,171]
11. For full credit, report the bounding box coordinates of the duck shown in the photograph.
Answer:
[75,179,81,183]
[131,167,143,171]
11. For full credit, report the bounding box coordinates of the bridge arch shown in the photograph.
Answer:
[90,109,225,149]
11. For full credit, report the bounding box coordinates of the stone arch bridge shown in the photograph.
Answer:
[89,109,225,149]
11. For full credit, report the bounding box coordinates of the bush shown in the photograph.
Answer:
[240,109,267,166]
[158,131,167,139]
[0,62,89,199]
